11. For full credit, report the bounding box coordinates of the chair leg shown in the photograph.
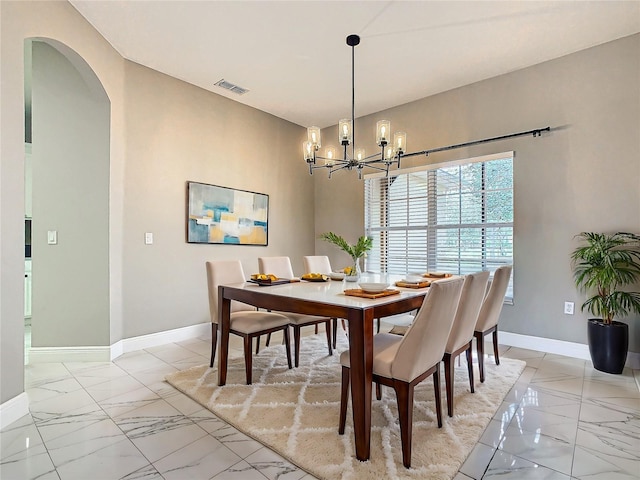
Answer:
[375,381,382,400]
[293,325,301,368]
[393,380,414,468]
[266,332,271,347]
[444,352,455,417]
[333,319,348,349]
[493,328,500,365]
[325,320,333,356]
[475,331,486,383]
[315,324,319,334]
[466,344,474,393]
[332,318,347,349]
[243,336,253,385]
[338,366,350,434]
[376,317,380,333]
[210,323,218,368]
[283,327,293,369]
[433,363,443,428]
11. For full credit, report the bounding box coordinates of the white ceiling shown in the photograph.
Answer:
[69,1,640,128]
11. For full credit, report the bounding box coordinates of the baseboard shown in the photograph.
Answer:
[5,323,210,429]
[27,323,211,363]
[0,393,29,430]
[110,322,210,360]
[499,331,640,369]
[26,325,638,369]
[29,346,111,363]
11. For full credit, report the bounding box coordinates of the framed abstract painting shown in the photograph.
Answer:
[187,181,269,246]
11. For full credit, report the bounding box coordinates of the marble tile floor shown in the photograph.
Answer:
[2,325,639,480]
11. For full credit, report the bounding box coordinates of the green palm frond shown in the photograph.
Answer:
[319,232,373,259]
[571,231,640,324]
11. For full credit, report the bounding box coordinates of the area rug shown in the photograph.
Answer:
[165,334,525,480]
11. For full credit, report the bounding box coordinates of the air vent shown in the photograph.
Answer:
[214,79,249,95]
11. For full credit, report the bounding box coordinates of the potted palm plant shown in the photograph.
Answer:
[320,232,373,281]
[571,232,640,373]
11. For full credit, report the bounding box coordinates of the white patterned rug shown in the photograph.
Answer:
[165,334,525,480]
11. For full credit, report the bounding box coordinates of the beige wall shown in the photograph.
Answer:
[121,61,312,338]
[315,33,640,352]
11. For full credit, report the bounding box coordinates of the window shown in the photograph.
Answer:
[364,152,513,301]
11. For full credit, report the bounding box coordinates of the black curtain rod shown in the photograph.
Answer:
[401,127,551,159]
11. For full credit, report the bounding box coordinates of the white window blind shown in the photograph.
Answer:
[364,152,514,301]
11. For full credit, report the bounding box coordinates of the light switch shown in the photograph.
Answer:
[144,232,153,245]
[47,230,57,245]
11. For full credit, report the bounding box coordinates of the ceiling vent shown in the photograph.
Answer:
[214,79,249,95]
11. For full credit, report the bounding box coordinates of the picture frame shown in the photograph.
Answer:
[187,181,269,246]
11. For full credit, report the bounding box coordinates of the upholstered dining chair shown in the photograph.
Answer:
[338,277,464,468]
[303,255,346,346]
[302,255,332,275]
[258,256,333,367]
[474,265,513,383]
[442,270,490,417]
[206,260,292,384]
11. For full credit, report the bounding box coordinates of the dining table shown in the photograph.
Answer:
[216,275,430,462]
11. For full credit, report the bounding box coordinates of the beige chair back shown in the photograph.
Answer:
[206,260,254,325]
[258,256,295,279]
[475,265,513,332]
[303,255,332,275]
[445,271,490,353]
[391,277,464,382]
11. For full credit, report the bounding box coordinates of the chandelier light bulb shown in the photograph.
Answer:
[376,120,391,146]
[307,126,321,149]
[325,146,336,166]
[394,132,407,154]
[339,119,352,145]
[303,141,314,162]
[385,146,395,160]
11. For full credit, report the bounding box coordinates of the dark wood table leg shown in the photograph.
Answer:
[217,286,231,386]
[347,308,374,461]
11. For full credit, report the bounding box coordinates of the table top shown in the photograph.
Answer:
[222,274,430,311]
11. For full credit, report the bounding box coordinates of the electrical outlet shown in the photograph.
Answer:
[144,232,153,245]
[564,301,574,315]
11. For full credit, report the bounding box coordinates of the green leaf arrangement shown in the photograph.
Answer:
[319,232,373,260]
[571,232,640,324]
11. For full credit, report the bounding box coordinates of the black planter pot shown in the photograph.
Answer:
[587,319,629,374]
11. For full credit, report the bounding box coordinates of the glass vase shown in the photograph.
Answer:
[345,257,362,282]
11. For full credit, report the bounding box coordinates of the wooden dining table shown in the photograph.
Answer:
[216,277,429,461]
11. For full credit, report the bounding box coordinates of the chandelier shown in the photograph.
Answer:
[303,34,406,179]
[303,34,552,180]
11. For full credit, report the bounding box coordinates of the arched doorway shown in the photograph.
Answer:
[26,38,111,361]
